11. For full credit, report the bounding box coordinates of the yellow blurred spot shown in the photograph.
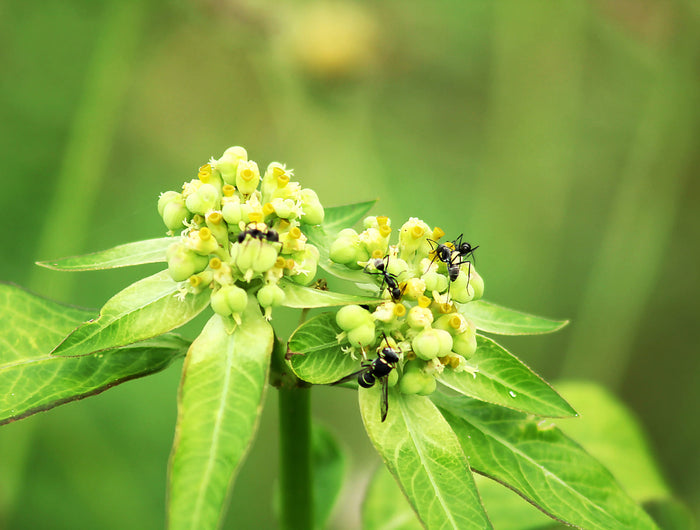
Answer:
[263,203,275,216]
[189,276,202,287]
[276,173,290,188]
[206,211,223,224]
[379,225,392,238]
[209,257,222,269]
[393,303,406,317]
[286,259,296,269]
[439,302,454,314]
[376,216,388,226]
[289,227,302,239]
[249,212,263,223]
[199,227,212,240]
[222,184,236,197]
[411,225,425,239]
[371,249,384,259]
[449,314,461,329]
[275,257,287,268]
[432,227,445,240]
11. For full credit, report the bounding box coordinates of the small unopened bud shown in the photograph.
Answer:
[162,198,190,232]
[347,322,375,348]
[186,183,221,216]
[406,306,433,330]
[236,160,261,196]
[257,283,286,308]
[336,304,373,331]
[216,146,248,185]
[166,242,209,282]
[299,188,324,225]
[412,328,452,360]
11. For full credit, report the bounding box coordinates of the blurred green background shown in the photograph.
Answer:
[1,0,698,528]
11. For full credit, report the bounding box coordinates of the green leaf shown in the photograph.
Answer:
[322,200,377,238]
[436,335,576,417]
[36,237,173,271]
[474,475,557,530]
[312,423,347,530]
[360,387,493,529]
[279,279,379,308]
[51,270,210,357]
[0,283,189,425]
[167,301,274,530]
[458,300,569,335]
[287,313,359,385]
[554,381,670,502]
[363,465,423,530]
[434,393,659,530]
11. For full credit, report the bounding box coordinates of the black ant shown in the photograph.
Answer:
[364,256,405,302]
[236,223,279,244]
[425,238,454,275]
[449,233,478,291]
[331,333,400,422]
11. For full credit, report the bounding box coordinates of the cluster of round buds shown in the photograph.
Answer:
[331,216,484,396]
[158,146,325,321]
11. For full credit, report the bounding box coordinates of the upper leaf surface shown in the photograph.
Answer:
[322,200,376,239]
[0,283,188,424]
[434,393,659,530]
[51,270,210,357]
[436,335,576,418]
[554,381,670,502]
[458,300,568,335]
[167,302,274,530]
[36,237,173,271]
[363,465,423,530]
[279,279,378,308]
[287,312,359,385]
[360,386,493,529]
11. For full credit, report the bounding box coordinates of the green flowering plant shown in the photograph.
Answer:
[0,145,667,529]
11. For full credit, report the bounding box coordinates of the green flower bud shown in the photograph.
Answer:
[290,245,319,285]
[299,188,324,225]
[406,306,433,330]
[362,216,379,229]
[270,197,295,219]
[422,271,448,293]
[205,211,229,246]
[329,234,359,265]
[158,191,181,217]
[222,197,243,226]
[186,183,221,216]
[261,162,290,203]
[412,328,452,360]
[236,160,261,196]
[216,146,248,185]
[166,242,209,282]
[225,285,248,313]
[257,283,286,308]
[347,322,375,348]
[162,199,190,232]
[253,243,280,273]
[417,375,437,396]
[433,313,466,335]
[452,325,477,359]
[385,257,409,280]
[399,369,431,395]
[336,304,372,331]
[210,289,231,316]
[450,270,475,304]
[468,267,484,301]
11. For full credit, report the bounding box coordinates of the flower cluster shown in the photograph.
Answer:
[158,146,324,320]
[329,216,484,396]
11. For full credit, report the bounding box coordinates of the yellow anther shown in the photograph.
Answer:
[379,225,392,238]
[263,202,275,216]
[393,303,406,317]
[249,212,263,223]
[222,184,236,197]
[406,351,417,361]
[289,226,302,239]
[278,219,291,230]
[193,214,204,225]
[377,216,389,226]
[410,225,425,239]
[275,257,287,268]
[206,211,223,224]
[449,356,461,369]
[241,168,255,181]
[286,258,296,269]
[189,276,202,287]
[209,257,222,269]
[432,226,445,240]
[448,314,462,329]
[198,164,212,182]
[445,241,455,250]
[276,173,290,188]
[439,302,454,314]
[199,227,212,240]
[371,249,384,259]
[418,295,432,308]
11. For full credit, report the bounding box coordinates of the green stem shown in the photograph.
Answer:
[278,384,313,530]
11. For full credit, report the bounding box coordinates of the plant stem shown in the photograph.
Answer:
[278,384,313,530]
